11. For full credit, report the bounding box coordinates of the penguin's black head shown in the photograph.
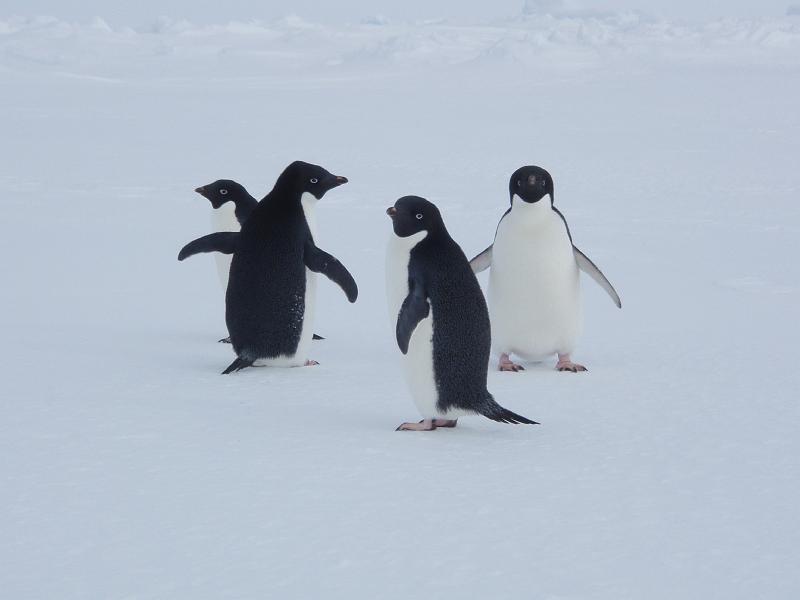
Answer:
[194,179,248,209]
[386,196,444,238]
[509,166,553,205]
[278,160,348,200]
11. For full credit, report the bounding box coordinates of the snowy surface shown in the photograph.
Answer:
[2,6,799,599]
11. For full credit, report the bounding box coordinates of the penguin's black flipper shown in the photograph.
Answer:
[178,232,239,261]
[396,278,430,355]
[573,246,622,309]
[303,241,358,303]
[312,334,325,340]
[469,245,493,274]
[479,395,539,425]
[222,356,254,374]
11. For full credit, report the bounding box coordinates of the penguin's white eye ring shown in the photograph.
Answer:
[220,189,228,195]
[415,213,423,220]
[310,178,318,184]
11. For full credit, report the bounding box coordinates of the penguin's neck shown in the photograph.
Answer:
[232,192,257,220]
[234,192,258,206]
[390,229,428,255]
[300,192,319,239]
[510,195,554,227]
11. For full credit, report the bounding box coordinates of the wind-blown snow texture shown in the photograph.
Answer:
[2,7,799,599]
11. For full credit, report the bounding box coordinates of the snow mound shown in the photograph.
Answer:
[1,13,800,79]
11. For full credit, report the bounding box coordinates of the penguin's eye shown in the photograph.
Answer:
[310,178,318,184]
[415,213,423,220]
[517,180,522,188]
[220,189,228,195]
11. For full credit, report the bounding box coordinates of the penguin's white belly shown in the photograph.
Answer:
[294,269,317,363]
[489,212,582,359]
[211,203,239,290]
[401,315,440,418]
[386,232,465,419]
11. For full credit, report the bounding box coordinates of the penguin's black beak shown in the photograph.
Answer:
[194,186,206,195]
[386,206,397,217]
[329,175,348,188]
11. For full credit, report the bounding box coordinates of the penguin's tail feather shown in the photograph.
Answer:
[479,395,539,425]
[312,334,325,340]
[222,357,254,375]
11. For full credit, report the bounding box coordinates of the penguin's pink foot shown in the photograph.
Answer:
[499,353,524,372]
[396,419,436,431]
[432,419,458,428]
[304,359,319,367]
[556,354,587,372]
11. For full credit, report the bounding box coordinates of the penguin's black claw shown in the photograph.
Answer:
[556,362,587,373]
[499,353,525,372]
[218,336,232,344]
[556,354,587,372]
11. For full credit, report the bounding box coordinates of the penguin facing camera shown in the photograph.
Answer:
[471,166,621,372]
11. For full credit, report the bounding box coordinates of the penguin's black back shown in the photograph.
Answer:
[225,194,310,361]
[410,232,492,414]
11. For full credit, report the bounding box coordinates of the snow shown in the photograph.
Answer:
[2,5,799,599]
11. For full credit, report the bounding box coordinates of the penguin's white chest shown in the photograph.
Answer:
[284,192,318,364]
[488,201,581,359]
[385,231,449,419]
[297,192,318,358]
[211,202,239,290]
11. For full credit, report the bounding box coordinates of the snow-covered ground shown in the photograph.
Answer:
[2,6,799,599]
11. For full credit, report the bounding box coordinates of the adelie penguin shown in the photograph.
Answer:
[470,166,621,373]
[385,196,538,431]
[193,179,258,290]
[196,179,259,227]
[221,161,357,374]
[179,179,324,341]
